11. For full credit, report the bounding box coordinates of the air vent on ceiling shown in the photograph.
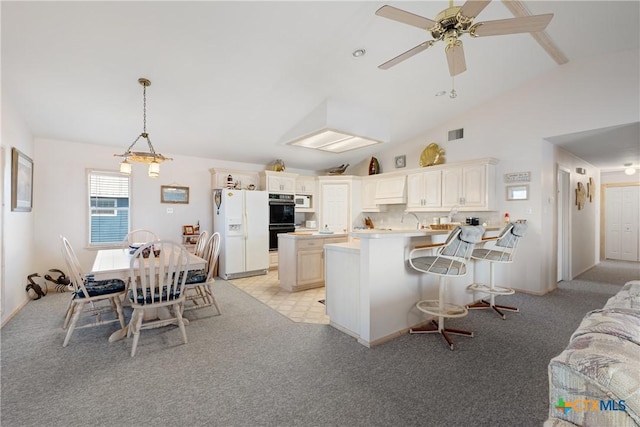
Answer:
[448,128,464,141]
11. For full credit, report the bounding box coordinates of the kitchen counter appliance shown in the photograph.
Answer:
[213,189,269,279]
[268,193,295,250]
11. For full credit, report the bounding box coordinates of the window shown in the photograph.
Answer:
[88,170,130,245]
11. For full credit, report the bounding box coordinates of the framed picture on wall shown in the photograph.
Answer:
[11,147,33,212]
[161,185,189,204]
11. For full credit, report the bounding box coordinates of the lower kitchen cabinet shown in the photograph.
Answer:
[278,234,348,292]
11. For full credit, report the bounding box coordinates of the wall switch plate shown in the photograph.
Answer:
[166,208,174,214]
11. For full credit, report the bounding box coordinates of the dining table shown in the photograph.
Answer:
[91,246,207,342]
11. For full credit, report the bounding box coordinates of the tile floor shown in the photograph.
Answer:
[228,270,329,324]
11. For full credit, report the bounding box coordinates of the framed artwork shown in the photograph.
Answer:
[183,225,195,235]
[161,185,189,204]
[11,147,33,212]
[394,155,406,168]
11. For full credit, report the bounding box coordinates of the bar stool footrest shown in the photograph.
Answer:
[467,283,515,296]
[416,299,468,319]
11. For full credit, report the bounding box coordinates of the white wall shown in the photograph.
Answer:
[1,96,36,325]
[361,49,639,294]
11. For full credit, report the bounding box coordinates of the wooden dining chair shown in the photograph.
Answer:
[122,229,160,248]
[183,232,222,315]
[60,236,126,347]
[127,240,190,357]
[193,230,209,258]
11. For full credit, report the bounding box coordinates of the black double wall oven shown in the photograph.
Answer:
[268,193,295,251]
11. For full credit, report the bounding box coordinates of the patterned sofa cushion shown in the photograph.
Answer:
[548,332,640,426]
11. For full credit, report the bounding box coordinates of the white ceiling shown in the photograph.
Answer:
[2,1,639,172]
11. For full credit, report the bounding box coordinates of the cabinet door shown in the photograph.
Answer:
[423,170,442,208]
[441,168,463,208]
[320,183,350,233]
[406,172,425,209]
[296,177,316,195]
[296,249,324,285]
[461,165,486,207]
[361,178,378,210]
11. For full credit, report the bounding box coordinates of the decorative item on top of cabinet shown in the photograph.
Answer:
[395,155,406,168]
[368,157,380,175]
[419,143,445,167]
[271,159,286,172]
[210,168,259,190]
[326,164,349,175]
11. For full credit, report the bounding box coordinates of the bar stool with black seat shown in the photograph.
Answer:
[408,225,485,350]
[466,221,527,319]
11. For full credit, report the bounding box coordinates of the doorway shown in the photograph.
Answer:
[557,167,571,282]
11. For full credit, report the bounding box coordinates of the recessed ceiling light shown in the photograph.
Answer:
[352,48,366,58]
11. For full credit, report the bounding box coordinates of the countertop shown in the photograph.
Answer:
[280,231,348,240]
[350,225,500,239]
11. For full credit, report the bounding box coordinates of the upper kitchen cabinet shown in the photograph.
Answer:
[260,171,298,194]
[210,168,259,190]
[406,169,442,211]
[441,159,497,210]
[318,176,362,233]
[375,175,407,205]
[361,175,385,212]
[295,175,316,195]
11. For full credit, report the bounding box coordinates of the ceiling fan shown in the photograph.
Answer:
[375,0,553,76]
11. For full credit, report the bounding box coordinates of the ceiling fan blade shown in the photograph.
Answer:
[472,14,553,37]
[445,41,467,76]
[458,0,491,19]
[378,41,434,70]
[375,5,438,30]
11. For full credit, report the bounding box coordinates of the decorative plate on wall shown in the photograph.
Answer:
[419,143,445,167]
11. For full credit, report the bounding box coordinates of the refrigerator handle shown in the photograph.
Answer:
[243,209,248,240]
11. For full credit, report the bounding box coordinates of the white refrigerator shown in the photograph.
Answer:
[213,189,269,279]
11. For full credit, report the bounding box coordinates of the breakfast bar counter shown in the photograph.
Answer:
[325,227,499,347]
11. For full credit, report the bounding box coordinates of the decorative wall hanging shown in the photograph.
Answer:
[11,147,33,212]
[575,182,586,210]
[161,185,189,204]
[395,155,406,168]
[419,143,445,167]
[588,177,594,202]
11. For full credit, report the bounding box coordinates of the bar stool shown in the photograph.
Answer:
[408,225,485,350]
[466,222,527,319]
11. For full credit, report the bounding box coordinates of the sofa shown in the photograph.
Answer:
[545,280,640,427]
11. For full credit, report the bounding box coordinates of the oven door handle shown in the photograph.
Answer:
[269,200,295,206]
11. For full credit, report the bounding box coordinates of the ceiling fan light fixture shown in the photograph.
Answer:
[114,78,172,177]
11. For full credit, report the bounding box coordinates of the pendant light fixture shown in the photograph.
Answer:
[115,78,172,177]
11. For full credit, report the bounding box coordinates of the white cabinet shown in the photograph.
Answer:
[278,236,348,291]
[406,159,496,211]
[406,169,442,211]
[361,176,384,212]
[375,175,406,204]
[260,171,298,194]
[318,176,361,233]
[442,163,493,210]
[210,168,259,190]
[295,176,316,195]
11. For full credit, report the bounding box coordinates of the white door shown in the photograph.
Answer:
[606,186,640,261]
[321,183,349,233]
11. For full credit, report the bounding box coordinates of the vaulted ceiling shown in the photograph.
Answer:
[2,1,639,171]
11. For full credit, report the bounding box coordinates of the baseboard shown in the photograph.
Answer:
[1,296,31,329]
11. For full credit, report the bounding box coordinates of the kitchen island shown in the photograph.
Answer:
[278,232,348,291]
[324,227,499,347]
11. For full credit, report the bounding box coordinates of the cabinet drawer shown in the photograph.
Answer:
[324,237,347,245]
[297,239,324,250]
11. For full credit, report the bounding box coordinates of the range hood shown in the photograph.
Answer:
[283,100,389,153]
